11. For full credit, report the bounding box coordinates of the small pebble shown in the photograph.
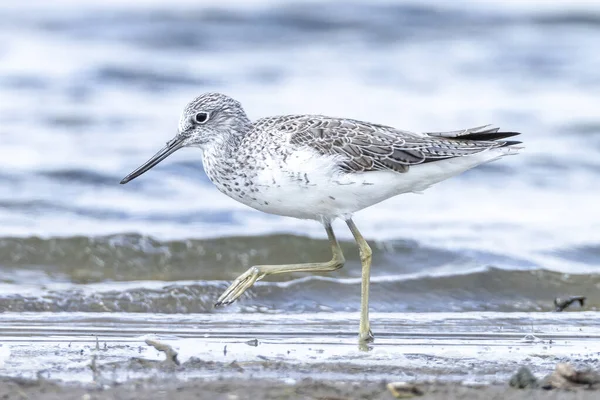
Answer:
[387,382,423,398]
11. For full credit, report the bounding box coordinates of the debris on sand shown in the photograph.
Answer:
[145,339,180,366]
[541,363,600,390]
[554,296,586,312]
[509,366,538,389]
[228,361,245,372]
[510,363,600,391]
[386,382,423,398]
[519,334,543,343]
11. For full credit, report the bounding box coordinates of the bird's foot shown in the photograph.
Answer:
[214,266,261,307]
[358,329,374,352]
[359,328,374,344]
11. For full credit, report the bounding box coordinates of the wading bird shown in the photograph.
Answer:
[121,93,521,345]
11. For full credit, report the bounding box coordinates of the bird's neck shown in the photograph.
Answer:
[212,118,251,155]
[201,118,253,179]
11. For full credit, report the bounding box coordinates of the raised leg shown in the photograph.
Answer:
[215,223,345,306]
[346,218,374,345]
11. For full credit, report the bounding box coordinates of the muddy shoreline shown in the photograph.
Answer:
[2,375,599,400]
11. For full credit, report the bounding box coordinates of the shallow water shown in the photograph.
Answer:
[1,312,599,384]
[1,0,600,383]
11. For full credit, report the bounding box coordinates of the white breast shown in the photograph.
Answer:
[220,147,517,221]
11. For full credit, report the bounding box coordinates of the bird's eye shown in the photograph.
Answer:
[194,112,209,124]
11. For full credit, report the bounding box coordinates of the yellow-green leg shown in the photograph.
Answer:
[346,218,374,345]
[215,223,345,306]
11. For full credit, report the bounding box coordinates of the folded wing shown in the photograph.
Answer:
[278,116,521,173]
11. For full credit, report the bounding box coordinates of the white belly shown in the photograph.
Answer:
[220,147,514,221]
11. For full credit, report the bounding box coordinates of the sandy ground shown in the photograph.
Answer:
[1,376,600,400]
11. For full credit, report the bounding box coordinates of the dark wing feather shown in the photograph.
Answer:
[274,116,520,174]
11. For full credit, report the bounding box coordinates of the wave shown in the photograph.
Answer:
[0,267,596,314]
[0,233,538,283]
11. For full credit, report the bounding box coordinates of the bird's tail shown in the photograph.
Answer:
[426,124,523,154]
[425,124,521,142]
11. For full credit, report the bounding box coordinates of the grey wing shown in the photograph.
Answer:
[280,116,520,173]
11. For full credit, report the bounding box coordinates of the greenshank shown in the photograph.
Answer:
[121,92,522,345]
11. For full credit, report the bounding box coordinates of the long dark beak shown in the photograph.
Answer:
[120,137,185,184]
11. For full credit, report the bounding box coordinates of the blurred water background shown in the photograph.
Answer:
[0,0,599,315]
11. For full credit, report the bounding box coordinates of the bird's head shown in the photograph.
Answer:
[120,92,249,184]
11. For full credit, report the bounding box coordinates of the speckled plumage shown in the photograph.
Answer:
[121,92,522,220]
[173,93,522,221]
